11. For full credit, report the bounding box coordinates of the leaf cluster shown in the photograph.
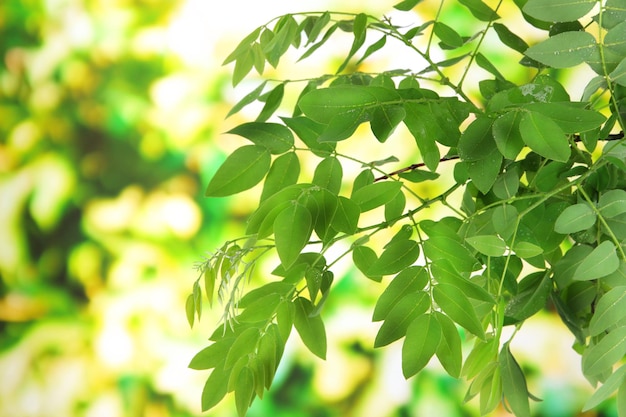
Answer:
[189,0,626,416]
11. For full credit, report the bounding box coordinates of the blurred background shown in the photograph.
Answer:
[0,0,615,416]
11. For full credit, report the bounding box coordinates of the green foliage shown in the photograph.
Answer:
[189,0,626,415]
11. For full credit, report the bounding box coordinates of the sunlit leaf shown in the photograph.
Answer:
[433,284,485,339]
[235,367,255,417]
[434,311,463,378]
[374,290,430,347]
[373,266,429,321]
[525,31,596,68]
[205,145,271,197]
[312,156,343,194]
[402,313,442,378]
[368,239,420,275]
[293,297,327,359]
[351,181,402,212]
[599,189,626,218]
[260,152,300,201]
[523,0,596,22]
[274,203,313,268]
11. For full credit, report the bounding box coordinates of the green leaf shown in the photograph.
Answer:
[434,22,464,48]
[475,53,506,80]
[402,313,442,378]
[368,239,420,276]
[394,0,424,11]
[424,235,480,274]
[281,116,335,157]
[500,343,531,417]
[351,181,402,212]
[246,184,307,235]
[235,367,255,417]
[374,290,430,347]
[492,111,524,160]
[385,191,406,222]
[260,152,300,201]
[205,145,271,197]
[331,196,360,234]
[504,272,552,323]
[256,84,285,122]
[610,58,626,87]
[233,49,255,87]
[523,0,596,22]
[492,23,528,54]
[398,169,440,183]
[573,241,620,281]
[434,311,463,378]
[433,284,485,339]
[371,104,406,142]
[457,0,500,21]
[492,204,519,240]
[223,26,262,65]
[458,117,496,161]
[493,168,520,200]
[204,267,216,307]
[201,364,231,411]
[237,293,283,323]
[462,338,498,378]
[465,235,507,257]
[312,156,343,194]
[227,81,267,118]
[523,103,606,133]
[293,297,327,359]
[403,103,442,171]
[584,364,626,411]
[274,203,313,268]
[602,0,626,29]
[519,111,570,162]
[582,327,626,377]
[336,13,368,73]
[525,31,596,68]
[430,259,495,303]
[305,12,331,44]
[589,286,626,336]
[466,147,502,194]
[225,327,261,369]
[352,245,381,282]
[599,190,626,218]
[227,122,294,154]
[554,203,596,234]
[185,293,195,328]
[373,266,429,321]
[357,35,387,65]
[189,338,235,370]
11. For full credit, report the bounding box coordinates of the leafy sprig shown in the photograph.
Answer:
[189,1,626,416]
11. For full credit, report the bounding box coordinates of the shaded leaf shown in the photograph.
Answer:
[368,239,420,275]
[500,343,531,417]
[583,327,626,377]
[589,286,626,336]
[373,266,429,321]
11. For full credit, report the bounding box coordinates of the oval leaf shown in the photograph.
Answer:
[274,203,313,268]
[368,239,420,275]
[519,111,570,162]
[227,122,294,154]
[293,297,327,359]
[433,284,485,339]
[351,181,402,212]
[205,145,271,197]
[589,286,626,336]
[465,235,507,257]
[554,203,596,234]
[525,31,596,68]
[402,313,442,378]
[573,241,620,281]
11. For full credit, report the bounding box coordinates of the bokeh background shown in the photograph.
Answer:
[0,0,617,416]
